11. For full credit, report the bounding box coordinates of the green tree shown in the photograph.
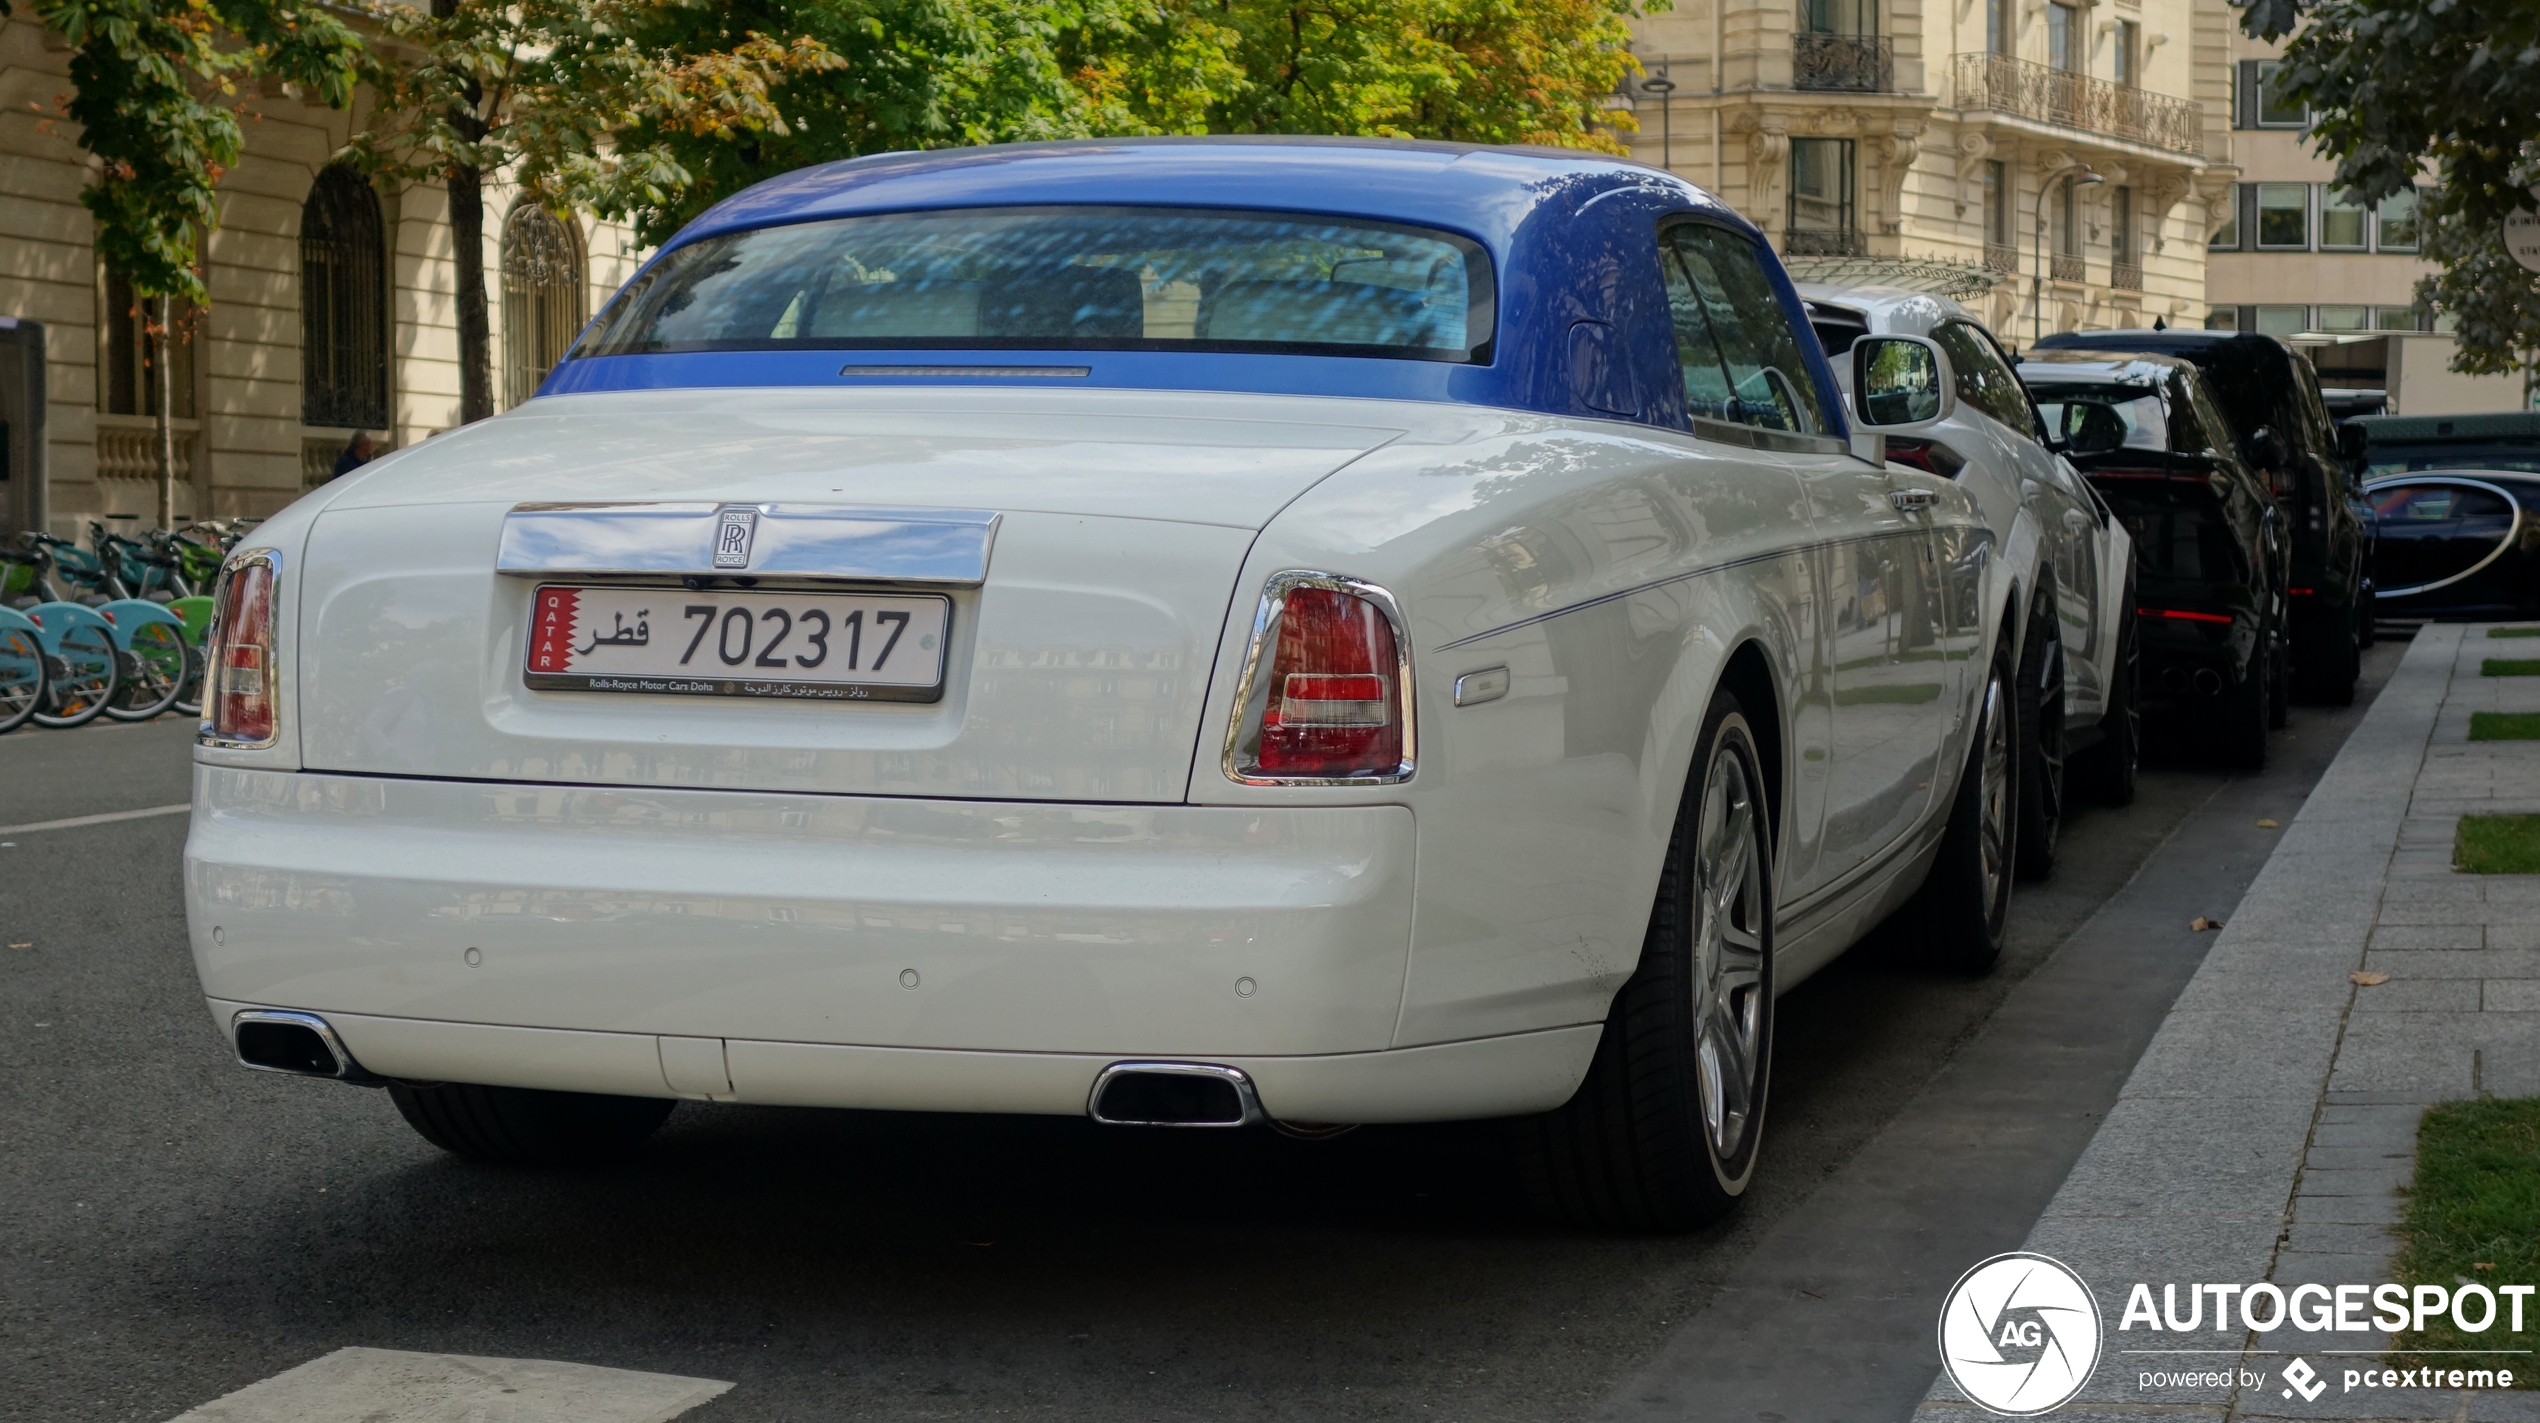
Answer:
[1078,0,1648,152]
[2241,0,2540,391]
[2412,206,2540,404]
[350,0,839,421]
[13,0,362,522]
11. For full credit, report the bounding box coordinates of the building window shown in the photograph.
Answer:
[100,265,195,419]
[2255,182,2310,250]
[1800,0,1875,33]
[2210,183,2241,249]
[2111,185,2140,287]
[1982,160,2013,270]
[2319,188,2367,251]
[2047,1,2081,72]
[2206,308,2239,331]
[2255,60,2305,126]
[2253,305,2307,338]
[1986,0,2015,54]
[2376,188,2420,251]
[500,204,588,409]
[2114,19,2140,86]
[2316,304,2368,331]
[2372,305,2428,332]
[300,165,389,430]
[1787,138,1858,254]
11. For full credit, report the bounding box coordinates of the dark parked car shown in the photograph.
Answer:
[2351,413,2540,620]
[2035,329,2368,703]
[2020,350,2288,767]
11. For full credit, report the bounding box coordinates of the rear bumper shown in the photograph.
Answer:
[185,766,1602,1121]
[199,996,1598,1122]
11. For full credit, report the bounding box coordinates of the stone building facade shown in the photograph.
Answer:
[1621,0,2238,342]
[0,14,645,539]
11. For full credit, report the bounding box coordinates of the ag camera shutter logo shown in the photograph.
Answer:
[1939,1252,2103,1416]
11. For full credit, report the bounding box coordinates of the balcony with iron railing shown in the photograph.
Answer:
[2112,259,2143,290]
[1952,53,2203,156]
[2049,251,2085,283]
[1794,33,1894,92]
[1786,228,1868,257]
[1983,242,2018,274]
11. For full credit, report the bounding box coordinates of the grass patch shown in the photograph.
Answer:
[2472,713,2540,741]
[2489,627,2540,638]
[2456,815,2540,873]
[2389,1098,2540,1384]
[2483,659,2540,677]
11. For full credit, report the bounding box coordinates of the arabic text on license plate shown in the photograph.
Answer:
[525,585,950,701]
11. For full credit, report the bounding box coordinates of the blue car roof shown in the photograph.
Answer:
[540,137,1848,438]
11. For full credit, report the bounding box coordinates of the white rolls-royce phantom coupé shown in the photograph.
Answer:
[190,138,2019,1230]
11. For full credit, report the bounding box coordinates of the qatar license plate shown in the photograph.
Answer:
[524,585,950,701]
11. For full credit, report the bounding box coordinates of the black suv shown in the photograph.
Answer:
[2035,330,2369,703]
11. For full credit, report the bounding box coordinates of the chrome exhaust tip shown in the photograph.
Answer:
[2192,667,2225,695]
[232,1010,378,1085]
[1088,1061,1265,1127]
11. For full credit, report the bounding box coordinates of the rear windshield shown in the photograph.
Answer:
[2030,381,2173,453]
[571,206,1495,364]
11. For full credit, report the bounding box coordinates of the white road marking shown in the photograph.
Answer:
[0,802,190,835]
[164,1347,733,1423]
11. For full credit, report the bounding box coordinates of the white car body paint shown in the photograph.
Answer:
[1799,285,2133,737]
[187,384,2004,1123]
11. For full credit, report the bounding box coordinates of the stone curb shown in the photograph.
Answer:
[1916,625,2474,1423]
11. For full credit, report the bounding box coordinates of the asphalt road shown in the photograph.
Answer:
[0,643,2404,1423]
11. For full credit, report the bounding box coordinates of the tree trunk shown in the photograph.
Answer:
[155,294,176,530]
[435,0,493,425]
[450,161,491,424]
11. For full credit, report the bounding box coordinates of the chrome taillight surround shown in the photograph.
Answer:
[1220,570,1417,787]
[199,547,282,750]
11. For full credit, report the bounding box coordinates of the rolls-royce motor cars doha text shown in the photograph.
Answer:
[190,139,2044,1230]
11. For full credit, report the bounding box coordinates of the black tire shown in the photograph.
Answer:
[2295,604,2359,706]
[1514,689,1774,1232]
[1910,640,2017,974]
[2013,592,2065,882]
[2356,584,2377,649]
[30,625,117,729]
[0,624,44,735]
[388,1082,676,1167]
[2216,634,2270,771]
[2071,593,2139,806]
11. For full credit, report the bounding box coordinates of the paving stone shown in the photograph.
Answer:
[2485,980,2540,1011]
[2292,1192,2405,1226]
[2354,978,2485,1010]
[2266,1250,2400,1288]
[2367,924,2487,951]
[2283,1220,2401,1256]
[2292,1164,2415,1197]
[2366,949,2540,979]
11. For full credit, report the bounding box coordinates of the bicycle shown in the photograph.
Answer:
[0,604,46,734]
[88,523,206,717]
[0,540,117,728]
[9,532,183,723]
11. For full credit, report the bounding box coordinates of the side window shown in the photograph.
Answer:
[1662,225,1834,435]
[1930,321,2036,437]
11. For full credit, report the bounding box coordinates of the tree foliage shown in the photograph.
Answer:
[2413,205,2540,385]
[580,0,1649,246]
[13,0,362,301]
[2243,0,2540,228]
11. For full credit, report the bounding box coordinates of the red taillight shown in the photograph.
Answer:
[1230,580,1410,781]
[2140,605,2234,625]
[207,556,278,745]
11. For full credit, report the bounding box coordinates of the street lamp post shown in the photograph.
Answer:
[2034,162,2104,346]
[1642,68,1676,173]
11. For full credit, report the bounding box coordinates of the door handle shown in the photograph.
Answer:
[1890,488,1936,513]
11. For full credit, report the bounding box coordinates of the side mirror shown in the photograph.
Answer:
[2335,422,2370,467]
[2240,424,2289,471]
[1850,335,1956,431]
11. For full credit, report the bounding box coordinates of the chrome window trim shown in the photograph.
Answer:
[2362,474,2527,598]
[197,547,283,751]
[1220,569,1418,787]
[496,503,1001,585]
[1087,1061,1266,1128]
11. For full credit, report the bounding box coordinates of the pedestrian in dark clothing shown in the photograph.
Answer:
[330,431,376,481]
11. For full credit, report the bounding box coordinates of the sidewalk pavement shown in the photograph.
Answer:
[1916,623,2540,1423]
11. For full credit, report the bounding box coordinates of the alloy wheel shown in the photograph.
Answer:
[1692,740,1769,1167]
[1976,671,2012,912]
